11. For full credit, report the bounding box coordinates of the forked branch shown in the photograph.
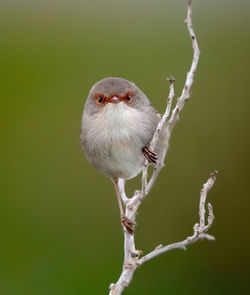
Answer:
[108,1,216,294]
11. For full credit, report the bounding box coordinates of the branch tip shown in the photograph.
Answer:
[155,244,163,250]
[204,234,215,241]
[167,76,176,84]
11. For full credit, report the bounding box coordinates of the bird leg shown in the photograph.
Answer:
[113,178,135,235]
[142,146,158,164]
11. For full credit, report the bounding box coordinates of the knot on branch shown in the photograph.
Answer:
[109,283,115,290]
[131,250,143,258]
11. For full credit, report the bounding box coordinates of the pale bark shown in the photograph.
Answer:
[109,1,217,294]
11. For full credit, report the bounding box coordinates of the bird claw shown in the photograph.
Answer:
[142,147,158,164]
[121,216,135,235]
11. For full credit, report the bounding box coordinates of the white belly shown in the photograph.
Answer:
[102,137,145,179]
[82,102,156,179]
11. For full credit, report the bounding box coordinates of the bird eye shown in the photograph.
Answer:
[126,94,133,103]
[97,96,103,104]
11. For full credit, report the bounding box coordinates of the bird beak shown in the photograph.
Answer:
[110,96,120,103]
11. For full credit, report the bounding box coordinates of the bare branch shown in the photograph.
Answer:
[138,171,217,266]
[167,0,200,134]
[199,170,217,230]
[108,1,216,294]
[150,77,175,152]
[141,0,201,198]
[141,79,175,199]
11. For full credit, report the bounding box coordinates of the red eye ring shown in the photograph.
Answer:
[94,92,134,105]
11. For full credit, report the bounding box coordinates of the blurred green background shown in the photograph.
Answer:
[0,0,250,294]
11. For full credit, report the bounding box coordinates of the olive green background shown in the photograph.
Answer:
[0,0,249,294]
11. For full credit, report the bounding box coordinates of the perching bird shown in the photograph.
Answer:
[80,77,160,234]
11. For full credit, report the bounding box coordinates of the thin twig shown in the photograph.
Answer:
[141,79,175,200]
[150,77,175,152]
[167,0,200,134]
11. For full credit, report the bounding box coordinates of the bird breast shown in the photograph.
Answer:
[81,102,152,179]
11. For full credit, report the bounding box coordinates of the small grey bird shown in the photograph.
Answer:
[80,77,160,234]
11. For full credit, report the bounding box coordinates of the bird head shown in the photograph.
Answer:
[83,77,151,116]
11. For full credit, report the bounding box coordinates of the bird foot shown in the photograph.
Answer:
[142,147,158,164]
[121,216,135,235]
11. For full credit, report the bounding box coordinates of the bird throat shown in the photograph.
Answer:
[101,102,135,126]
[96,102,142,141]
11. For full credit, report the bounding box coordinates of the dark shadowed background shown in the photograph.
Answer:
[1,0,250,294]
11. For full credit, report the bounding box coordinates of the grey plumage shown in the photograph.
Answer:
[80,77,159,179]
